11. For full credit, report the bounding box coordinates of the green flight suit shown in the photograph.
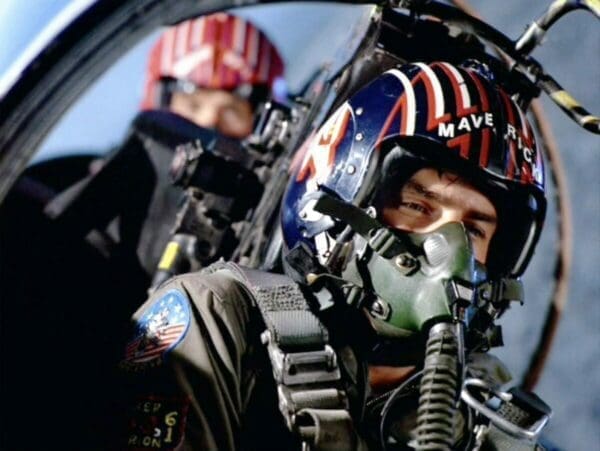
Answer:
[116,267,546,451]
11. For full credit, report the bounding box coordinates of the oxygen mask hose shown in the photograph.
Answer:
[413,322,463,451]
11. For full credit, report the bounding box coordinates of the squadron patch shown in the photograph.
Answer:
[126,395,190,450]
[122,290,190,371]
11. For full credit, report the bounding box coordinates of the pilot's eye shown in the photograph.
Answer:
[465,223,485,239]
[400,202,430,214]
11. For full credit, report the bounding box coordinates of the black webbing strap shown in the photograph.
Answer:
[253,283,329,350]
[203,261,362,450]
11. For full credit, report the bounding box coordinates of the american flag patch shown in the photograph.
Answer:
[124,290,190,366]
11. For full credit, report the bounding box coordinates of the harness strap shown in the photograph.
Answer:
[204,261,361,450]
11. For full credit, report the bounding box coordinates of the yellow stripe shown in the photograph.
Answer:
[551,90,581,109]
[158,242,180,270]
[584,0,600,15]
[582,115,600,125]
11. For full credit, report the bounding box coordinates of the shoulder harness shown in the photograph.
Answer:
[204,261,364,451]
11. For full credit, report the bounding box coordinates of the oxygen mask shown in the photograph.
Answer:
[312,194,488,339]
[311,193,528,449]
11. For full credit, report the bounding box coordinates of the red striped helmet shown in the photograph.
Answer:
[141,13,284,109]
[282,61,546,277]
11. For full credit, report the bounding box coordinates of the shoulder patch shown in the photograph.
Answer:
[122,290,190,370]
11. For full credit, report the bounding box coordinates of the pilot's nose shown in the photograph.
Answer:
[422,210,465,233]
[193,106,219,129]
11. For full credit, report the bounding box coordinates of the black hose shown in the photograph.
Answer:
[413,322,462,451]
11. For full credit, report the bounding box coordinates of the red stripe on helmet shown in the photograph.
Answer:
[433,63,478,118]
[258,37,271,84]
[518,111,536,184]
[375,94,408,148]
[174,20,191,59]
[190,17,204,47]
[247,25,260,73]
[411,70,451,132]
[211,18,224,88]
[465,70,491,168]
[447,133,472,159]
[465,69,489,111]
[500,90,517,179]
[479,128,491,167]
[219,19,231,87]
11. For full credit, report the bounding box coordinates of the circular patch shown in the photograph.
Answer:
[124,290,190,368]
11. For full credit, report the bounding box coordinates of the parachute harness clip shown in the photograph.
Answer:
[461,378,551,441]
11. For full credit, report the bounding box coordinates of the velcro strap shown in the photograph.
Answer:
[214,262,328,350]
[261,306,327,349]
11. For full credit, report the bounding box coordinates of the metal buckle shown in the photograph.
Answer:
[461,378,550,441]
[262,331,341,386]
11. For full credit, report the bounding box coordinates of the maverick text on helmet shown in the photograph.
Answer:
[141,13,284,110]
[283,61,546,277]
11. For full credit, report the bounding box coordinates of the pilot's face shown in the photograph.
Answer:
[169,87,254,139]
[370,168,498,393]
[380,167,498,264]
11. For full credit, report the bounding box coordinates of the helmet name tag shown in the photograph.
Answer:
[437,112,495,138]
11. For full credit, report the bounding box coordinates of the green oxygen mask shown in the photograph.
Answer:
[313,194,488,338]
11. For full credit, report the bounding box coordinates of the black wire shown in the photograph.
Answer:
[379,370,424,451]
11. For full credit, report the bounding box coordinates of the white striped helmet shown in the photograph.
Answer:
[141,13,284,109]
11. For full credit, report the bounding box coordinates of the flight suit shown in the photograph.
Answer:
[116,267,546,451]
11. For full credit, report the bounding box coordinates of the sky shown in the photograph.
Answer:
[1,1,599,448]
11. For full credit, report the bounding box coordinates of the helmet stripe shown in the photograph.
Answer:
[258,38,271,83]
[387,69,416,136]
[413,63,447,130]
[517,101,530,139]
[247,26,260,69]
[173,46,212,81]
[233,17,246,54]
[190,17,205,47]
[463,68,492,167]
[513,223,537,274]
[500,90,517,179]
[210,19,223,88]
[465,70,489,111]
[160,28,176,75]
[447,133,472,158]
[479,128,491,167]
[221,18,234,86]
[516,106,537,183]
[175,20,190,59]
[435,62,477,117]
